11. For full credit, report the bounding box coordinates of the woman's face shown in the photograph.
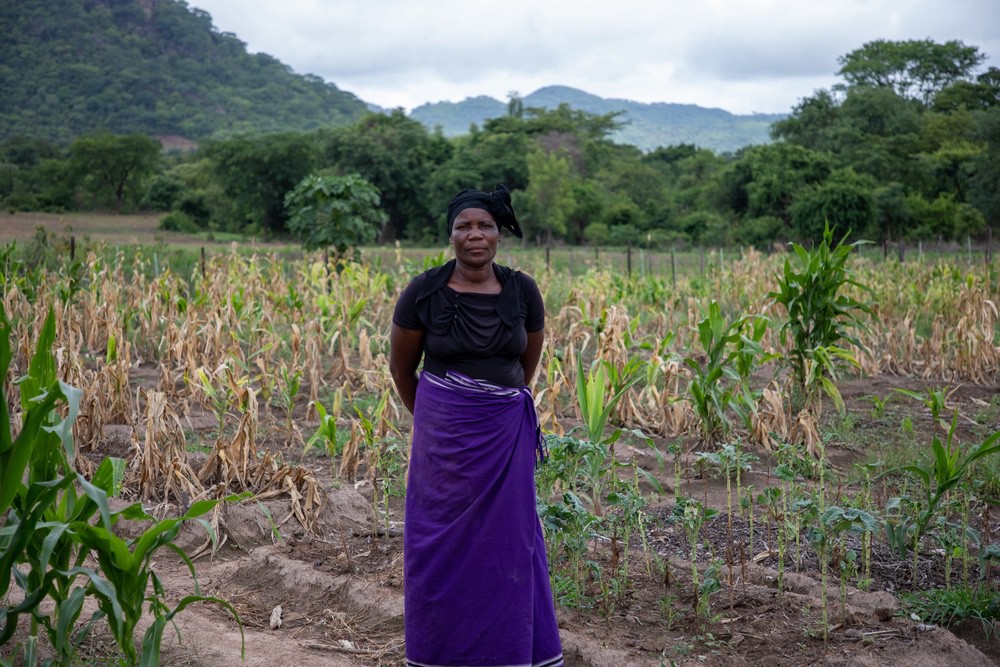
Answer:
[450,207,499,267]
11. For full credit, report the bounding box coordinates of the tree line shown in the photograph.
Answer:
[2,39,998,250]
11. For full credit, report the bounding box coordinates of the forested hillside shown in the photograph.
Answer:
[410,86,785,153]
[0,0,369,143]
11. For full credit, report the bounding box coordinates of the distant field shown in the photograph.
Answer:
[1,211,164,243]
[0,211,285,252]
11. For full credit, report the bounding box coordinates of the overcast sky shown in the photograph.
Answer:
[188,0,1000,115]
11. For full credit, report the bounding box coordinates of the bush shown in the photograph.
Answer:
[738,215,786,250]
[176,191,212,225]
[158,211,200,233]
[583,222,610,245]
[1,192,39,212]
[608,223,640,247]
[142,175,185,211]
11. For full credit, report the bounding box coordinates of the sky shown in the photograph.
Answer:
[188,0,1000,116]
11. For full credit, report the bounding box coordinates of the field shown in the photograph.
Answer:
[2,214,999,666]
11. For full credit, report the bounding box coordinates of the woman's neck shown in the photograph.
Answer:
[449,261,499,292]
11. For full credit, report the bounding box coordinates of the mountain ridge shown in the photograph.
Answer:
[408,85,786,152]
[1,0,785,153]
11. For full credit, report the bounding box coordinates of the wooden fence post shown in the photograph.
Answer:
[671,248,677,288]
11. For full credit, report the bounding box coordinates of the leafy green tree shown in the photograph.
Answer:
[832,87,923,186]
[716,143,831,228]
[67,133,161,212]
[203,133,317,233]
[968,107,1000,232]
[770,90,841,152]
[0,135,60,168]
[789,168,876,242]
[141,174,185,211]
[871,183,912,244]
[507,91,525,119]
[837,39,986,105]
[933,67,1000,111]
[905,193,985,241]
[520,149,574,245]
[284,173,387,264]
[596,159,670,230]
[320,111,447,242]
[600,200,644,246]
[564,180,606,244]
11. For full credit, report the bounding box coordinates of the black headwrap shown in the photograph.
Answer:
[446,184,523,239]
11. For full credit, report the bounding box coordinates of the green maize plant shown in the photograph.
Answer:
[883,413,1000,583]
[70,500,244,666]
[671,496,719,618]
[538,491,602,609]
[893,386,955,432]
[769,223,874,415]
[1,306,244,667]
[807,506,879,635]
[1,308,83,657]
[304,396,342,476]
[575,354,642,447]
[683,301,768,446]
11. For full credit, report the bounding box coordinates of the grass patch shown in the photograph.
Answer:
[900,586,1000,640]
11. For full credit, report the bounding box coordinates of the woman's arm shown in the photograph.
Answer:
[521,329,544,386]
[389,323,424,414]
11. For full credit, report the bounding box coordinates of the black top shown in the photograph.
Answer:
[393,260,545,388]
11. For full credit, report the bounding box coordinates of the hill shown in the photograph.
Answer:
[410,85,786,153]
[0,0,369,143]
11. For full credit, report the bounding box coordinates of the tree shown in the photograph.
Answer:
[837,39,986,105]
[67,133,161,212]
[789,168,876,242]
[716,143,831,227]
[968,107,1000,232]
[832,86,923,186]
[320,111,446,242]
[507,91,524,119]
[933,67,1000,111]
[203,133,317,233]
[520,149,574,245]
[284,173,387,264]
[771,90,842,152]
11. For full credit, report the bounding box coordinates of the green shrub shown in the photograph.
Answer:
[158,211,200,233]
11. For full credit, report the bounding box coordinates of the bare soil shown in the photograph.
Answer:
[41,372,1000,666]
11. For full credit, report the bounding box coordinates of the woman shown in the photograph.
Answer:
[389,185,563,667]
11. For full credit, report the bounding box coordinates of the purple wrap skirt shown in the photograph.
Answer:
[404,371,563,667]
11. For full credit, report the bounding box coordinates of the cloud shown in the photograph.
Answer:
[189,0,999,115]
